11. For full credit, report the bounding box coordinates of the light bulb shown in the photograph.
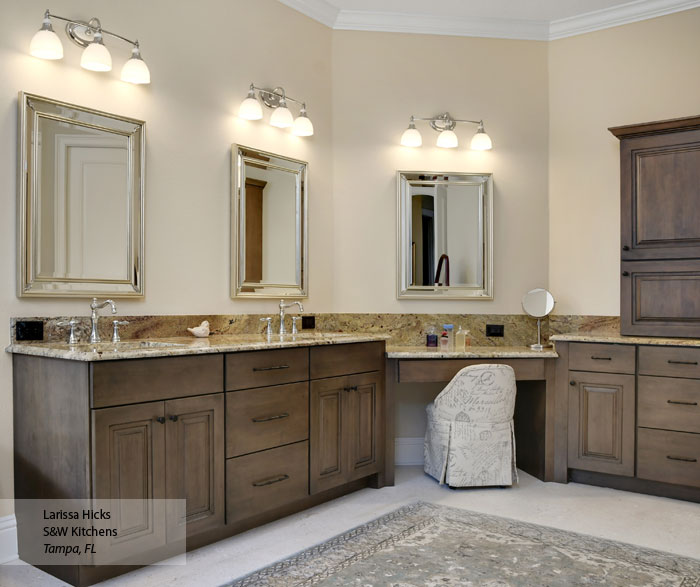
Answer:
[401,120,422,147]
[470,124,493,150]
[30,15,63,60]
[80,32,112,72]
[292,106,314,136]
[269,100,294,128]
[121,45,150,84]
[239,86,263,120]
[436,129,458,148]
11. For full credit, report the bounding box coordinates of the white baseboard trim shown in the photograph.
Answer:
[0,514,18,564]
[395,437,424,466]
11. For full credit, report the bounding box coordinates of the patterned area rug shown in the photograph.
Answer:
[226,502,700,586]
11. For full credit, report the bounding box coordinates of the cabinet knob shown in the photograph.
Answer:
[622,271,630,277]
[622,245,630,251]
[569,381,576,386]
[156,417,166,424]
[169,415,179,422]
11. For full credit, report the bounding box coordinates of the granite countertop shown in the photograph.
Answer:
[386,345,558,359]
[5,333,391,362]
[550,332,700,347]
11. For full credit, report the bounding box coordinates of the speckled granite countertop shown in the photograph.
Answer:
[550,332,700,347]
[385,345,558,359]
[5,333,390,362]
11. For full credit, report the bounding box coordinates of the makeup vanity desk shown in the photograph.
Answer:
[384,345,564,485]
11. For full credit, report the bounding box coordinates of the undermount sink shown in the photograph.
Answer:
[67,340,189,351]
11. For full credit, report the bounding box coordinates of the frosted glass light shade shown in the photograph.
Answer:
[120,47,150,84]
[81,36,112,72]
[292,113,314,136]
[470,129,493,150]
[269,105,294,128]
[239,96,263,120]
[436,129,458,148]
[30,23,64,60]
[401,127,422,147]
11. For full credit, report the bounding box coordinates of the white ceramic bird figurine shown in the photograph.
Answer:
[187,320,210,338]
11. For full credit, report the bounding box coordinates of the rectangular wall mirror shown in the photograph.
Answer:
[231,145,308,298]
[397,171,493,299]
[17,92,145,297]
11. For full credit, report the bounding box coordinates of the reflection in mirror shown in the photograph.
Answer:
[232,145,307,298]
[522,288,556,350]
[18,92,145,297]
[397,171,492,299]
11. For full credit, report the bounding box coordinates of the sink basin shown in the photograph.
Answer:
[66,340,189,352]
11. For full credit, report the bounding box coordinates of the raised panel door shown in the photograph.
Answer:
[310,378,345,494]
[346,372,382,482]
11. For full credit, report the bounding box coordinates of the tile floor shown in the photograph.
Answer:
[2,467,699,586]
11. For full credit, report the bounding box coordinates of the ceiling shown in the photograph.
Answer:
[278,0,700,40]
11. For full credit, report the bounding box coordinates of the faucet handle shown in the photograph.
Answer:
[57,319,79,345]
[291,316,301,335]
[111,320,129,343]
[260,317,273,338]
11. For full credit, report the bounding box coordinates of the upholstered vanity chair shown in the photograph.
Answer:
[424,364,518,487]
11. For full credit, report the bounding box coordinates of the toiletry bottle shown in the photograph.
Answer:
[455,325,466,351]
[464,329,472,346]
[426,326,438,347]
[442,324,454,350]
[440,326,449,350]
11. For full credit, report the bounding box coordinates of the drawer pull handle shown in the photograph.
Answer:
[666,455,697,463]
[253,365,290,372]
[252,413,290,423]
[667,360,698,366]
[590,356,612,361]
[252,474,290,487]
[667,400,698,406]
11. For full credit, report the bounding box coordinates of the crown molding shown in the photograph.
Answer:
[276,0,339,28]
[277,0,700,40]
[549,0,700,39]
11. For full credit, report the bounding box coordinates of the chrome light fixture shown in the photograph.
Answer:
[29,10,151,84]
[238,84,314,137]
[400,112,492,151]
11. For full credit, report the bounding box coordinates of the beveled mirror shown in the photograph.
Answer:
[231,145,308,298]
[397,171,493,299]
[17,92,145,297]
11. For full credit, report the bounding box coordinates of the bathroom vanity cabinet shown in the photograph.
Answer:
[11,339,386,587]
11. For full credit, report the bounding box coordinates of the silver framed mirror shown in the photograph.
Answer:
[397,171,493,299]
[522,288,556,350]
[231,145,308,298]
[17,92,145,297]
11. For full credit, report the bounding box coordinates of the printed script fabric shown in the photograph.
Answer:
[424,364,518,487]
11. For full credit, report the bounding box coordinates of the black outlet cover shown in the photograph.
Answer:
[301,315,316,330]
[16,320,44,341]
[486,324,504,337]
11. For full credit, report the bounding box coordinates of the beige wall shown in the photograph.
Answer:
[548,8,700,314]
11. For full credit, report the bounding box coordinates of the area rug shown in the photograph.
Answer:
[226,502,700,586]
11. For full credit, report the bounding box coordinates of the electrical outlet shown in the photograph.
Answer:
[16,320,44,341]
[301,315,316,330]
[486,324,504,337]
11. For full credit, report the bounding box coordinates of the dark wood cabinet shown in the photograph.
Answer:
[610,115,700,337]
[310,371,383,494]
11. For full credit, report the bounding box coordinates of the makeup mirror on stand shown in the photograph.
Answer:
[522,288,555,350]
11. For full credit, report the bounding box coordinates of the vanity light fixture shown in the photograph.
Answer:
[238,84,314,137]
[401,112,492,150]
[29,10,151,84]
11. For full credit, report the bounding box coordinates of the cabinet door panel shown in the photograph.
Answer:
[568,372,635,476]
[310,378,346,494]
[347,373,383,481]
[165,394,224,537]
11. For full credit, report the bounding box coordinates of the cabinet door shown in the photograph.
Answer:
[568,371,635,476]
[346,372,383,482]
[310,377,346,494]
[92,402,167,561]
[165,394,225,538]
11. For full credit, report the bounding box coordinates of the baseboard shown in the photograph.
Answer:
[0,514,18,564]
[395,437,424,466]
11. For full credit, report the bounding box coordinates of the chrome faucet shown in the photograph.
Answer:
[90,298,117,343]
[278,299,303,335]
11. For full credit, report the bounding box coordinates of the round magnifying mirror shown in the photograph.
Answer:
[522,288,555,350]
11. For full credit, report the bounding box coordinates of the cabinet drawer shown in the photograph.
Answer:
[638,346,700,379]
[226,441,308,524]
[569,343,635,374]
[225,348,308,391]
[92,354,223,408]
[638,376,700,434]
[226,382,309,457]
[310,342,384,380]
[637,428,700,488]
